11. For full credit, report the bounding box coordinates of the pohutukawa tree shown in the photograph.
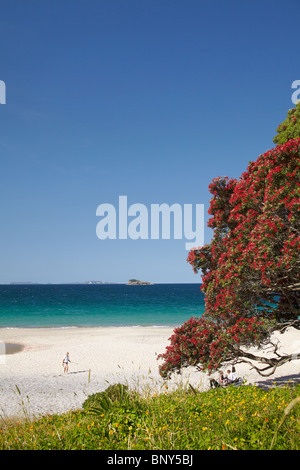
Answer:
[158,103,300,378]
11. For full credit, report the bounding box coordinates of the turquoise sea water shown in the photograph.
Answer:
[0,284,205,329]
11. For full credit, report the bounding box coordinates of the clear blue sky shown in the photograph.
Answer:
[0,0,299,284]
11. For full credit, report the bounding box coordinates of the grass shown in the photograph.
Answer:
[0,382,299,450]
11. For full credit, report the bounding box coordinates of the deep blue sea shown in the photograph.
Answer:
[0,284,205,329]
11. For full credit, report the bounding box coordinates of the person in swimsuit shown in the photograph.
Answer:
[62,352,71,373]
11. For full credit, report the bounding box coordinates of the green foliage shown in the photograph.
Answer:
[273,101,300,144]
[82,383,129,411]
[1,384,299,450]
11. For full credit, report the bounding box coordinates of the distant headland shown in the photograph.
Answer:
[8,280,154,285]
[126,279,154,285]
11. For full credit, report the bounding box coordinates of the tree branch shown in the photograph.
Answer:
[231,346,300,377]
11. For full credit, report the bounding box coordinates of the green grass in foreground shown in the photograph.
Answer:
[0,382,299,450]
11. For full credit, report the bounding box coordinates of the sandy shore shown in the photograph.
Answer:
[0,326,299,419]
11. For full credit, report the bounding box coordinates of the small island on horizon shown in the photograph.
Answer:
[126,279,154,285]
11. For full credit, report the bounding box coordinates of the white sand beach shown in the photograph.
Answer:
[0,326,299,419]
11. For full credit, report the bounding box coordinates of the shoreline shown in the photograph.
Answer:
[0,326,299,420]
[0,324,177,329]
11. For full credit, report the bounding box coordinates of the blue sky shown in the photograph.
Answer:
[0,0,299,284]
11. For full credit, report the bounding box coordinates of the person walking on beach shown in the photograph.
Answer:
[62,352,71,373]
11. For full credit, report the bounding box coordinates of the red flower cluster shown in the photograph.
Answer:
[159,135,300,377]
[158,315,271,377]
[189,138,300,325]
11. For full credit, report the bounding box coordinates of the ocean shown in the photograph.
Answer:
[0,283,205,329]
